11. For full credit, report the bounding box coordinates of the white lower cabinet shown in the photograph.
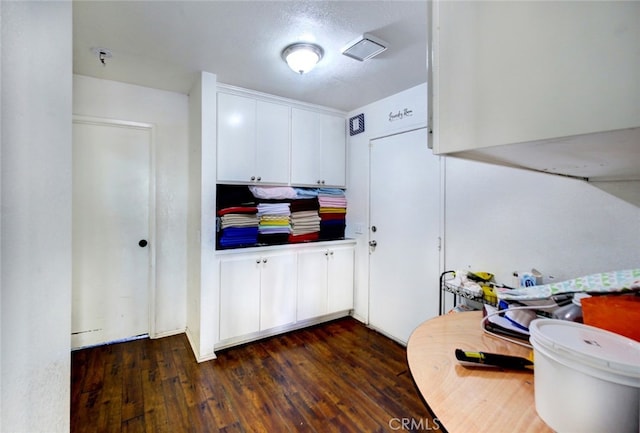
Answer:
[327,246,355,313]
[259,253,297,331]
[297,245,354,321]
[217,242,355,346]
[219,251,296,341]
[296,250,328,321]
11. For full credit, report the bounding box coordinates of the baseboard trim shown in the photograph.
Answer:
[185,326,217,363]
[151,328,186,339]
[213,311,352,351]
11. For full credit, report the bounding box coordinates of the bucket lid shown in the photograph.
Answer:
[529,319,640,378]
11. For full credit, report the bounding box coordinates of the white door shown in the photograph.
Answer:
[72,117,153,349]
[368,128,440,343]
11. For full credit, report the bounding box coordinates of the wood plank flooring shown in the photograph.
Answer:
[71,317,443,433]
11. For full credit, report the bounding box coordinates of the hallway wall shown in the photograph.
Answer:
[73,75,189,337]
[1,2,73,432]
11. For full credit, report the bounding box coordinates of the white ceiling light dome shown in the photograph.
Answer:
[281,43,324,74]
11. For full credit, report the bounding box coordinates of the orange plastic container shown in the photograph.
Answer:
[581,294,640,342]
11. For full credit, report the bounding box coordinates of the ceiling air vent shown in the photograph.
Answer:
[341,33,387,62]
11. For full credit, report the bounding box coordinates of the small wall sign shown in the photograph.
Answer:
[349,113,365,136]
[389,108,413,122]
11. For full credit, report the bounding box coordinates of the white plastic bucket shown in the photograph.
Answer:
[529,319,640,433]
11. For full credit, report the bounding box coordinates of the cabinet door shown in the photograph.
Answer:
[433,1,640,155]
[260,252,297,331]
[291,108,347,187]
[219,255,260,340]
[217,93,256,182]
[291,108,322,186]
[255,101,290,184]
[327,246,354,314]
[296,249,328,321]
[319,114,346,187]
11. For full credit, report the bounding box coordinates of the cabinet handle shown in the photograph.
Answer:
[321,180,326,185]
[262,258,267,263]
[257,176,261,182]
[250,176,256,181]
[256,259,261,264]
[329,251,334,256]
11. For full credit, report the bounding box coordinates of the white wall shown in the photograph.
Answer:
[346,83,429,322]
[1,2,72,432]
[73,74,189,336]
[349,82,640,322]
[186,71,218,362]
[444,157,640,285]
[187,75,204,358]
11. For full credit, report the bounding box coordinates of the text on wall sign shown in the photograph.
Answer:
[389,108,413,122]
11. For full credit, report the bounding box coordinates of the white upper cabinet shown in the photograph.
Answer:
[217,92,290,184]
[431,1,640,181]
[291,108,346,187]
[255,100,291,184]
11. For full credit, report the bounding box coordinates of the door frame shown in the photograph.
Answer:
[72,115,157,340]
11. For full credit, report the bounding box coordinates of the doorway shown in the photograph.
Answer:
[368,127,440,343]
[72,116,155,349]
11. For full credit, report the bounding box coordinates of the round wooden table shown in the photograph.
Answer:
[407,311,552,433]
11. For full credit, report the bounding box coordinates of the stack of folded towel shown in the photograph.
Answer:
[318,188,347,240]
[289,197,321,243]
[256,202,291,245]
[247,186,296,245]
[216,185,259,248]
[217,206,259,248]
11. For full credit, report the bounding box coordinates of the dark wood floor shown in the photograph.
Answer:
[71,317,442,433]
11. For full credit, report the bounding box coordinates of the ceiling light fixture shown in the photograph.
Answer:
[281,43,324,74]
[341,33,387,62]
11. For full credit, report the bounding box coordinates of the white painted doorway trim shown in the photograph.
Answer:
[72,114,157,341]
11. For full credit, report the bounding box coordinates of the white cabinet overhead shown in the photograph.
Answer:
[217,92,290,184]
[431,0,640,181]
[217,86,347,187]
[291,108,347,187]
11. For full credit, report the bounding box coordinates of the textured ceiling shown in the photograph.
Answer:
[73,1,428,112]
